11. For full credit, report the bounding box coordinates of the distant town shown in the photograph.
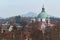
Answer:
[0,6,60,40]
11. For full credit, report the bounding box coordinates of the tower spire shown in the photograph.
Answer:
[43,4,44,8]
[42,5,45,12]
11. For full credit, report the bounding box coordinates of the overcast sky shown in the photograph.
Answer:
[0,0,60,18]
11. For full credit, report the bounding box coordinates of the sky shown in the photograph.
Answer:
[0,0,60,18]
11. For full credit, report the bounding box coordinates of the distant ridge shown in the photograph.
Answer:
[21,12,37,17]
[0,17,4,21]
[0,17,3,19]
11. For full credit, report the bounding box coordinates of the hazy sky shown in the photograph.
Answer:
[0,0,60,18]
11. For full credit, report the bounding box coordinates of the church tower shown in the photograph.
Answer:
[37,5,50,33]
[37,5,48,23]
